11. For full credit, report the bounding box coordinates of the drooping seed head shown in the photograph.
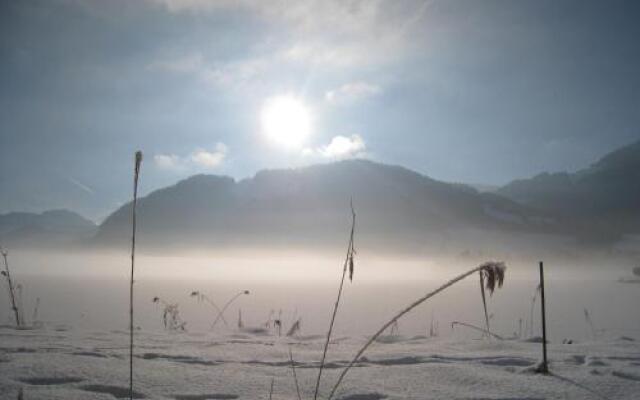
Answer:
[134,151,143,175]
[479,261,506,295]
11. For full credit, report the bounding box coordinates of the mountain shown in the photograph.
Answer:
[498,139,640,243]
[93,159,552,254]
[0,209,97,248]
[0,172,120,222]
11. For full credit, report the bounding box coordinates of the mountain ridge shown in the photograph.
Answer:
[497,139,640,238]
[0,209,97,248]
[92,159,553,254]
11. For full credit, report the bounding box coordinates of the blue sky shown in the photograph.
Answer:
[1,0,639,220]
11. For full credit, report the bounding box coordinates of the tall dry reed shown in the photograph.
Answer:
[313,200,356,400]
[129,151,142,400]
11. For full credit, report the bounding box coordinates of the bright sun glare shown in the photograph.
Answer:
[260,95,311,150]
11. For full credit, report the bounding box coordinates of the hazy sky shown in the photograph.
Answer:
[1,0,639,219]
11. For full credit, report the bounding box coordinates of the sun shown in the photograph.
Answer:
[260,95,312,150]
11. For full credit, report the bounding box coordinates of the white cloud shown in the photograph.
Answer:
[325,82,381,105]
[190,143,228,168]
[149,51,272,92]
[154,143,228,170]
[304,134,367,159]
[154,154,181,170]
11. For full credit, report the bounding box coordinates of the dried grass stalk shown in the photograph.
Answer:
[527,283,541,337]
[286,318,302,337]
[289,347,302,400]
[451,320,504,340]
[210,290,250,331]
[326,261,506,400]
[1,247,21,327]
[268,378,274,400]
[190,291,229,327]
[129,150,142,400]
[313,200,356,400]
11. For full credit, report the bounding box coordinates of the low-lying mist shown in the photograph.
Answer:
[4,248,639,343]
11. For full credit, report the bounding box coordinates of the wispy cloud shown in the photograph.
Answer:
[147,1,431,91]
[325,82,381,105]
[154,143,228,171]
[67,177,95,195]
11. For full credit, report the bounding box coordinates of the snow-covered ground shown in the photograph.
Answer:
[1,325,640,399]
[2,253,640,399]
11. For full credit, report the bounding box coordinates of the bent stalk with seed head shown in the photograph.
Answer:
[190,291,229,327]
[327,261,506,400]
[210,290,250,331]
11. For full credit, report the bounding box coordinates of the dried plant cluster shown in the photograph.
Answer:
[1,247,21,328]
[152,297,187,331]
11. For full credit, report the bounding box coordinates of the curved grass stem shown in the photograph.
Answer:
[326,261,505,400]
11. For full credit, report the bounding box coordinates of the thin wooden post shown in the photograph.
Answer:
[538,261,549,373]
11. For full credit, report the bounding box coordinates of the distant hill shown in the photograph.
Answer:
[9,140,640,255]
[498,139,640,243]
[93,159,551,254]
[0,209,97,248]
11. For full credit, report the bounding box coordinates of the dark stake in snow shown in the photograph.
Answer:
[536,261,549,374]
